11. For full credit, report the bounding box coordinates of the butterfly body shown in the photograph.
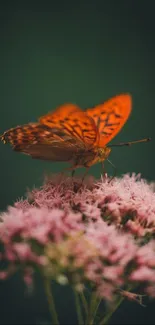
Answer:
[72,146,111,168]
[0,94,132,170]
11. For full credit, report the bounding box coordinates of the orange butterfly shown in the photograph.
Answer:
[0,94,150,173]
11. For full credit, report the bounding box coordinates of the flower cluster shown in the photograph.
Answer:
[0,173,155,300]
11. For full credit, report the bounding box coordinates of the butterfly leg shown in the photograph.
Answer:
[81,167,90,183]
[60,165,75,175]
[59,165,75,181]
[107,159,117,183]
[101,161,108,179]
[71,169,76,178]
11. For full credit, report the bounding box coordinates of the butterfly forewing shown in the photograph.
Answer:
[39,103,82,126]
[86,94,132,147]
[39,104,98,148]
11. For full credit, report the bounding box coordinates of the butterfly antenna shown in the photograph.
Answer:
[107,159,117,181]
[108,137,151,147]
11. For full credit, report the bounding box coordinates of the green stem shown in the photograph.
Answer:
[80,292,88,318]
[74,289,84,325]
[99,295,124,325]
[99,285,134,325]
[43,277,59,325]
[91,298,102,324]
[86,293,99,325]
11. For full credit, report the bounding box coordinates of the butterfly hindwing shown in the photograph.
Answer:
[0,123,86,161]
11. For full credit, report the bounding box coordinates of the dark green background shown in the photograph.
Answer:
[0,1,155,324]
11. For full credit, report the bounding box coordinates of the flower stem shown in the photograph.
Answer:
[43,277,59,325]
[86,293,99,325]
[91,298,102,324]
[73,289,84,325]
[99,295,124,325]
[80,292,88,318]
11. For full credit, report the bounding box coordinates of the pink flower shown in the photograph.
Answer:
[0,271,8,280]
[1,173,155,301]
[23,267,34,286]
[130,266,155,282]
[14,172,155,236]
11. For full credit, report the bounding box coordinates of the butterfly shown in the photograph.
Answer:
[0,94,150,174]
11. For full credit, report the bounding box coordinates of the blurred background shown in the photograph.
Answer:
[0,0,155,324]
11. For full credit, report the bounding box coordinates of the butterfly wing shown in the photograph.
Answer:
[0,123,86,161]
[86,94,132,147]
[1,95,130,162]
[39,103,82,127]
[39,103,98,148]
[41,103,82,117]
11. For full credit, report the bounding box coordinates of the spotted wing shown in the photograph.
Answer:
[0,123,85,161]
[86,94,132,147]
[39,103,98,148]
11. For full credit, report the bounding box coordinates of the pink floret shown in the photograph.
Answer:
[0,173,155,301]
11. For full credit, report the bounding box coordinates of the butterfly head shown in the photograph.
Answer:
[97,147,111,162]
[86,147,111,167]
